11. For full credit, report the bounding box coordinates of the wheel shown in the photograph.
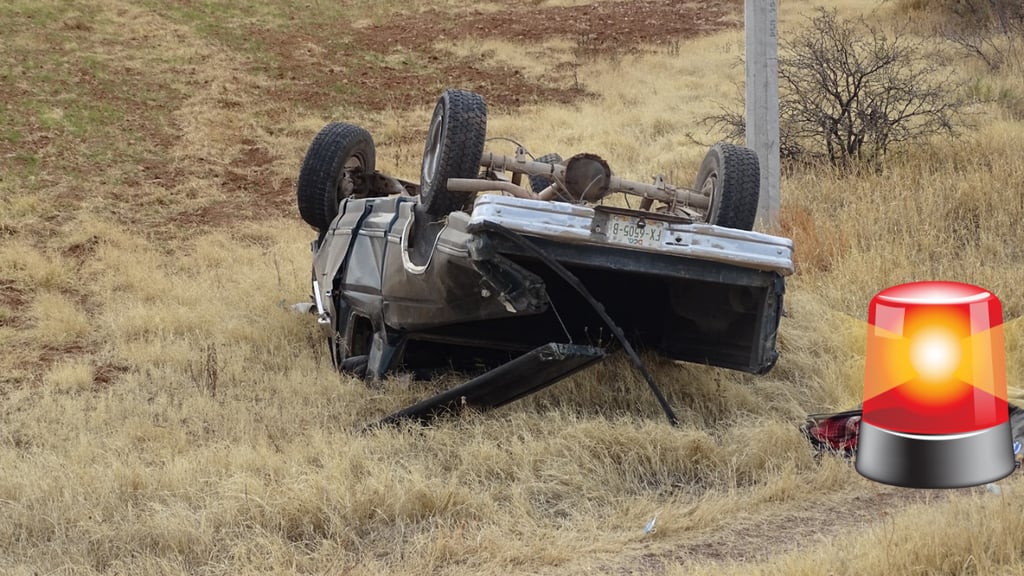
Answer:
[297,122,376,231]
[419,89,487,217]
[694,143,760,231]
[529,153,563,193]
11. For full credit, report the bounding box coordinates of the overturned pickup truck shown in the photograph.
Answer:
[297,89,793,425]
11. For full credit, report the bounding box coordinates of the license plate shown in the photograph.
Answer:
[606,214,664,248]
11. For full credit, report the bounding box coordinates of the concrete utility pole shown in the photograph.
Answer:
[745,0,780,230]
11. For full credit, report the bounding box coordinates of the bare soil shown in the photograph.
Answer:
[259,1,740,111]
[672,488,929,564]
[607,483,972,572]
[3,1,741,232]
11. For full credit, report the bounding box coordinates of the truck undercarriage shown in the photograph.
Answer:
[295,89,794,425]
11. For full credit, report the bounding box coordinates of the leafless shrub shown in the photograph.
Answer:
[704,9,965,170]
[935,0,1024,71]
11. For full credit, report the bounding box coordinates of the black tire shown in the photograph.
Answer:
[419,89,487,217]
[297,122,376,231]
[529,153,563,193]
[694,143,761,231]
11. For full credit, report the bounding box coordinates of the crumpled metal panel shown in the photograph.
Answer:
[377,201,548,332]
[468,194,794,275]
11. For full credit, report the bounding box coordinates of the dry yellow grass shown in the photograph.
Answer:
[3,0,1024,574]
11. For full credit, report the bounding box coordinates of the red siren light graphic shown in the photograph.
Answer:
[855,281,1015,488]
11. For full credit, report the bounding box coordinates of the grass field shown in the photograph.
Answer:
[3,0,1024,574]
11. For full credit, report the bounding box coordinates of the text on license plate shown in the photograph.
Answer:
[606,215,664,248]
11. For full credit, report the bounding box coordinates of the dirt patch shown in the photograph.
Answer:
[0,282,28,328]
[159,138,293,230]
[1,9,190,237]
[673,489,922,564]
[260,0,740,113]
[221,139,293,220]
[4,0,743,233]
[62,235,102,262]
[92,361,129,390]
[611,485,967,571]
[259,31,588,114]
[372,0,741,53]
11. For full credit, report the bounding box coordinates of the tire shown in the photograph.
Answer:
[419,89,487,217]
[297,122,376,231]
[529,153,563,193]
[694,143,760,231]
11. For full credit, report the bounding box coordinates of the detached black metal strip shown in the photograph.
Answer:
[377,342,605,426]
[477,221,680,427]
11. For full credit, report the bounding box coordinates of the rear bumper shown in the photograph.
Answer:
[468,195,794,276]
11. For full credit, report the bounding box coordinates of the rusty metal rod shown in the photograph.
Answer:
[478,152,709,210]
[536,185,561,201]
[446,178,535,200]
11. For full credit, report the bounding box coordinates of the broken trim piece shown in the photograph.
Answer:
[377,342,606,426]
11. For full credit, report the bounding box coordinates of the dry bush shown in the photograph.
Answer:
[915,0,1024,72]
[893,0,1024,71]
[707,9,965,170]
